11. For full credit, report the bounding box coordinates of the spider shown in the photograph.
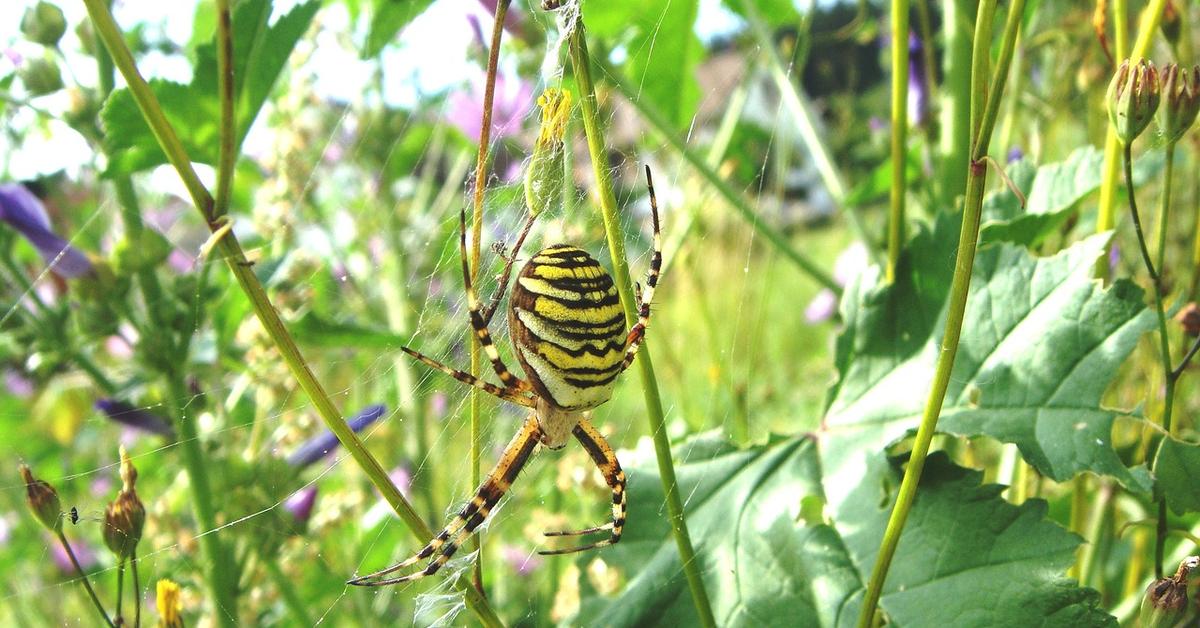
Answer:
[349,166,662,586]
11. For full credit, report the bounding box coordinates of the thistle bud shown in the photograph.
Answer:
[524,88,572,217]
[20,2,67,47]
[1108,59,1161,144]
[102,446,145,559]
[156,579,184,628]
[1138,556,1198,628]
[19,464,62,532]
[17,56,63,97]
[1160,64,1200,144]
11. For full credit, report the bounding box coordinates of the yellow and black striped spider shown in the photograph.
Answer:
[349,166,662,586]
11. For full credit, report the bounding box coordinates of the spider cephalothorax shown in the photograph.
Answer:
[349,166,661,586]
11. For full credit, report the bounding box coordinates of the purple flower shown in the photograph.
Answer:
[95,399,175,439]
[51,535,97,575]
[1007,147,1024,163]
[446,74,533,143]
[1109,242,1120,275]
[907,33,930,127]
[805,289,838,324]
[501,544,542,576]
[283,485,318,527]
[4,369,34,399]
[868,116,887,133]
[287,404,388,468]
[0,184,93,278]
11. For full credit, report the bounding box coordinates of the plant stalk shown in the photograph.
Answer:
[79,1,503,623]
[568,22,717,628]
[888,0,911,283]
[1154,144,1175,272]
[57,531,115,628]
[856,0,1025,624]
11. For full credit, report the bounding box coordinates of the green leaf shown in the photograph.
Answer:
[827,217,1155,492]
[980,146,1165,248]
[1153,437,1200,515]
[574,435,1113,626]
[362,0,437,58]
[101,0,319,175]
[584,0,702,129]
[720,0,800,28]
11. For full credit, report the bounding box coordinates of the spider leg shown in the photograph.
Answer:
[349,415,543,586]
[538,418,625,556]
[481,212,537,327]
[459,207,532,392]
[619,165,663,373]
[402,347,534,408]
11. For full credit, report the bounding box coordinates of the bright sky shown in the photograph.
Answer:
[0,0,769,180]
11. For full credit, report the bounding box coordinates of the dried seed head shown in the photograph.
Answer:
[525,88,572,217]
[1161,63,1200,143]
[1108,59,1161,144]
[103,447,144,559]
[19,464,62,533]
[1138,556,1197,628]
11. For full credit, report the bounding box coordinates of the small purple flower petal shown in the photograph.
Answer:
[51,535,97,574]
[907,32,930,127]
[445,74,532,143]
[4,369,34,399]
[0,184,93,278]
[805,289,838,324]
[284,485,318,526]
[501,544,542,576]
[95,399,175,438]
[1007,147,1024,163]
[287,404,388,468]
[868,116,887,133]
[1109,242,1120,274]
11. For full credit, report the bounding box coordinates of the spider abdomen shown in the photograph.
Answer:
[508,246,627,411]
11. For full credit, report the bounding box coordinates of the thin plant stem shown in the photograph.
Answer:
[937,0,975,206]
[56,530,115,628]
[79,2,503,623]
[115,560,125,625]
[856,1,1026,624]
[1077,481,1114,588]
[595,54,840,293]
[131,550,140,628]
[888,0,910,283]
[1154,144,1176,272]
[1095,0,1167,278]
[215,0,236,219]
[568,22,717,628]
[1122,142,1177,578]
[467,0,511,595]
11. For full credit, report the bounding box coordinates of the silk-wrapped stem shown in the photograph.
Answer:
[568,21,717,628]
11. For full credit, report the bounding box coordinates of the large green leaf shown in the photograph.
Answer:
[101,0,319,175]
[572,435,1113,626]
[584,0,701,130]
[1153,436,1200,515]
[826,217,1154,493]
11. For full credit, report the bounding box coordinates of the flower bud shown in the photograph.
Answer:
[1139,556,1198,628]
[1161,2,1181,48]
[1160,64,1200,144]
[20,2,67,47]
[18,56,63,97]
[524,88,572,217]
[156,579,184,628]
[1107,59,1161,144]
[1177,303,1200,337]
[103,447,145,559]
[19,464,62,532]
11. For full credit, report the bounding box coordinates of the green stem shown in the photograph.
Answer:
[115,559,125,625]
[739,1,877,264]
[214,0,235,219]
[80,2,502,623]
[467,0,511,595]
[56,530,115,628]
[1154,144,1176,272]
[888,0,910,283]
[131,550,141,628]
[856,1,1025,624]
[167,377,238,627]
[569,23,717,628]
[1125,142,1180,578]
[262,552,315,626]
[1077,481,1114,588]
[595,55,840,293]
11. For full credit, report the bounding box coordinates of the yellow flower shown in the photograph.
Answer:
[156,579,184,628]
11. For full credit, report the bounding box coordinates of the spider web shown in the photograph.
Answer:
[0,0,842,625]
